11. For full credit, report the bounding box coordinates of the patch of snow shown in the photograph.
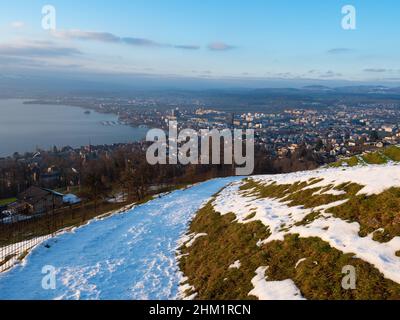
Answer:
[177,281,197,300]
[1,214,33,224]
[313,189,346,196]
[229,260,241,269]
[179,233,208,248]
[177,275,200,300]
[186,233,207,248]
[295,258,307,269]
[253,163,400,196]
[249,267,305,300]
[63,194,81,205]
[106,193,126,204]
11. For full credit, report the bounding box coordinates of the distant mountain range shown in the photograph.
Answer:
[251,85,400,95]
[303,85,400,94]
[2,70,400,99]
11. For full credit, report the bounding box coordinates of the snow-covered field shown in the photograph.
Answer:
[0,177,238,300]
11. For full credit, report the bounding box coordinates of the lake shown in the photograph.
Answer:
[0,99,148,157]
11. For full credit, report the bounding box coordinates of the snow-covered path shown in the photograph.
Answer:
[0,177,238,300]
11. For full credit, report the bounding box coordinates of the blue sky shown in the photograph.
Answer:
[1,0,400,86]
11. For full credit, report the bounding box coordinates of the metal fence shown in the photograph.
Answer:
[0,205,73,273]
[0,202,88,273]
[0,199,128,273]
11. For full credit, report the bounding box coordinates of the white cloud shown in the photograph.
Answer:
[208,42,235,51]
[52,29,201,50]
[10,21,25,29]
[0,41,82,57]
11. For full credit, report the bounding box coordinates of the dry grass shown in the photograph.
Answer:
[330,146,400,168]
[179,200,400,300]
[239,178,400,242]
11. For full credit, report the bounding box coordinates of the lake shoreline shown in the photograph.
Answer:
[0,99,148,157]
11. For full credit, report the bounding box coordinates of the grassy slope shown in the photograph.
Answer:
[180,154,400,300]
[240,179,400,242]
[330,145,400,167]
[179,200,400,300]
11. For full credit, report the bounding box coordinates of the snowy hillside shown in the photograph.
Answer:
[179,164,400,300]
[1,164,400,300]
[0,177,238,300]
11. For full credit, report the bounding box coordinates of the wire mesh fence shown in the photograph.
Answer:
[0,198,130,273]
[0,201,97,273]
[0,213,54,272]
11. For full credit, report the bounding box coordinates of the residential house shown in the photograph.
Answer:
[15,186,64,215]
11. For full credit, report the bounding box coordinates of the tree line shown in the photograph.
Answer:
[0,142,324,202]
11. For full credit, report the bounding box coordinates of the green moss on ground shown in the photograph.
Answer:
[362,152,387,165]
[383,146,400,161]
